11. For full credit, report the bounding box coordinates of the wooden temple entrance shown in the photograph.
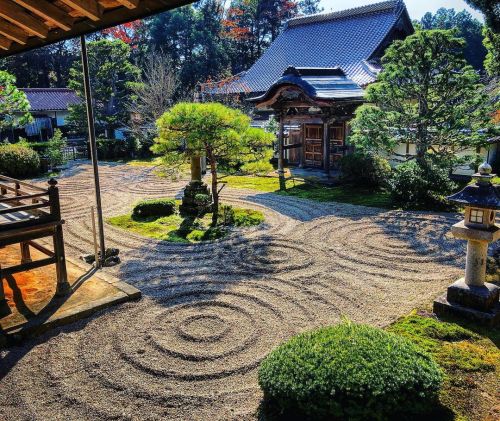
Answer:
[286,122,346,169]
[249,67,364,188]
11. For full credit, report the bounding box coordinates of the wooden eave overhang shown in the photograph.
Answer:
[0,0,195,58]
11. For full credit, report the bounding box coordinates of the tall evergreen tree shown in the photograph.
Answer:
[420,8,486,71]
[67,39,140,137]
[464,0,500,32]
[351,30,492,166]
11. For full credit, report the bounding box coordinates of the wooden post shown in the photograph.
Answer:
[299,123,305,168]
[81,34,106,267]
[20,242,32,264]
[53,224,70,296]
[323,120,330,177]
[0,264,5,304]
[48,178,70,295]
[277,110,286,191]
[48,178,61,220]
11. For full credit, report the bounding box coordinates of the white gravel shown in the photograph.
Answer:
[0,161,464,420]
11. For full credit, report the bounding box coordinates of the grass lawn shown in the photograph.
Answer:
[125,157,163,167]
[388,311,500,420]
[107,202,264,243]
[220,175,394,208]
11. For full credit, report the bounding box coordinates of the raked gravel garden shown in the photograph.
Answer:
[1,161,497,420]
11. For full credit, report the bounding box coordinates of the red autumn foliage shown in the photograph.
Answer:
[103,20,143,45]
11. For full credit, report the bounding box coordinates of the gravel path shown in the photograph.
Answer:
[0,162,465,420]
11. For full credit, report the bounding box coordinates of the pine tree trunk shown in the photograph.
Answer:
[208,150,218,226]
[416,97,429,167]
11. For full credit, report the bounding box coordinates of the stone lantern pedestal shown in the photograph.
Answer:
[433,163,500,326]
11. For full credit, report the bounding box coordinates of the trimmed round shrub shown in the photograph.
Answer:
[340,152,391,188]
[258,322,443,420]
[390,160,456,209]
[0,144,40,178]
[132,198,176,218]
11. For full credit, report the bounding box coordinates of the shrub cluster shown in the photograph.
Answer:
[0,143,40,178]
[258,321,443,420]
[389,160,456,209]
[96,137,137,160]
[217,204,265,227]
[340,152,391,188]
[132,198,176,218]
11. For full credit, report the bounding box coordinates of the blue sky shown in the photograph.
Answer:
[318,0,484,21]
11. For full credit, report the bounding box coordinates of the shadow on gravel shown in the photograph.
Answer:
[245,191,464,270]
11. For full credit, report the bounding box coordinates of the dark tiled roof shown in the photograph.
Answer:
[248,67,365,103]
[212,0,412,95]
[21,88,81,112]
[448,182,500,210]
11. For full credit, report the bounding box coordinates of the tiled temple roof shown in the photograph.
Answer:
[206,0,412,96]
[248,67,365,103]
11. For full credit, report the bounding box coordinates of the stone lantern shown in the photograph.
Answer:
[434,163,500,326]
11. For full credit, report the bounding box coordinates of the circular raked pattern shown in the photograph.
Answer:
[0,162,464,421]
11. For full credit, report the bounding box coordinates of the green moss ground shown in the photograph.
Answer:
[388,311,500,420]
[220,175,393,208]
[107,202,264,243]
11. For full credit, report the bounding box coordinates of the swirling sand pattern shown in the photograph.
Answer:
[0,162,464,420]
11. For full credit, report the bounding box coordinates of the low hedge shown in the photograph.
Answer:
[340,152,391,188]
[0,144,40,178]
[132,198,176,218]
[258,321,443,420]
[97,138,136,160]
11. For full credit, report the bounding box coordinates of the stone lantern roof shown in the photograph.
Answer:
[447,163,500,210]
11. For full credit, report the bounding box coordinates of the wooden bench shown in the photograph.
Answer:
[0,176,70,307]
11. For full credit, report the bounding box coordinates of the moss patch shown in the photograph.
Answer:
[221,175,393,208]
[107,201,264,243]
[388,311,500,420]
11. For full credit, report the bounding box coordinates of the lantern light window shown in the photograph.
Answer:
[470,209,484,224]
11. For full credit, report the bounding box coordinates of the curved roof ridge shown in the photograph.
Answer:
[287,0,401,28]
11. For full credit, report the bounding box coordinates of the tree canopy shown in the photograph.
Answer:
[420,8,486,70]
[153,102,273,223]
[0,70,31,133]
[67,39,140,137]
[463,0,500,32]
[350,29,492,167]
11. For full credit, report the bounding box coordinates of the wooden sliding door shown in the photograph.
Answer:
[304,124,323,168]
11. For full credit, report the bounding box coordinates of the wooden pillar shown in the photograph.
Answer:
[323,120,330,177]
[0,264,5,304]
[53,224,70,296]
[48,178,70,295]
[20,242,32,264]
[277,110,286,191]
[299,123,305,168]
[81,35,106,267]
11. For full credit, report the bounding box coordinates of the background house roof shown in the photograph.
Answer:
[21,88,81,112]
[208,0,412,96]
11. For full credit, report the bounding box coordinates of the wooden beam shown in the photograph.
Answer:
[115,0,139,9]
[0,34,11,50]
[0,18,27,44]
[0,0,48,38]
[60,0,102,21]
[12,0,73,31]
[0,0,195,58]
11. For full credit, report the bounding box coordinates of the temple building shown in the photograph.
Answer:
[202,0,414,173]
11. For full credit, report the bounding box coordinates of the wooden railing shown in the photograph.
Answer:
[0,175,61,232]
[0,176,70,301]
